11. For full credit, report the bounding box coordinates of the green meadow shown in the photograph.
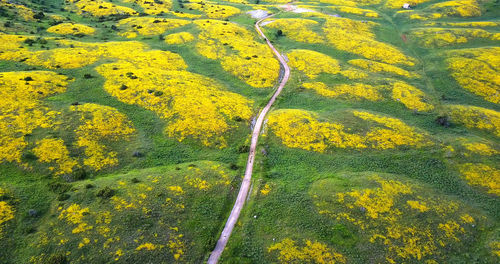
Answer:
[0,0,498,263]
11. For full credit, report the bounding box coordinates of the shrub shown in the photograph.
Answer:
[436,115,450,127]
[33,12,45,20]
[57,193,71,201]
[47,253,68,264]
[96,187,115,199]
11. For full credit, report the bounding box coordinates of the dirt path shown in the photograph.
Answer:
[207,14,290,264]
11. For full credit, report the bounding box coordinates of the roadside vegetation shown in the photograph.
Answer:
[0,0,498,263]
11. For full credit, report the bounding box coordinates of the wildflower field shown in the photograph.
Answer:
[0,0,498,263]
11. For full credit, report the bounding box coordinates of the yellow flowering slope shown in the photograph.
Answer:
[353,110,432,149]
[329,5,379,18]
[459,163,500,196]
[0,35,253,148]
[287,49,341,78]
[66,0,138,17]
[265,18,324,44]
[0,36,149,69]
[70,103,136,171]
[462,141,499,156]
[323,16,416,66]
[302,80,433,111]
[348,59,418,78]
[164,32,195,44]
[194,19,279,88]
[95,51,253,148]
[267,109,431,152]
[33,138,79,176]
[427,0,482,17]
[446,47,499,104]
[410,28,496,47]
[117,17,190,38]
[122,0,171,15]
[447,105,500,137]
[0,71,70,163]
[267,109,365,152]
[391,81,434,111]
[311,174,482,263]
[47,23,96,35]
[0,0,35,21]
[405,0,482,20]
[268,238,346,263]
[186,2,240,19]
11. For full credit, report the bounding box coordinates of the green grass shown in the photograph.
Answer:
[0,0,499,263]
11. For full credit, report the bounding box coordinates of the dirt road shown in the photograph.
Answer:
[207,14,290,264]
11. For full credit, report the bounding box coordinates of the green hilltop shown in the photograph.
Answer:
[0,0,498,263]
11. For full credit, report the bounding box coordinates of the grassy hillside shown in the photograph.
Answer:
[0,0,498,263]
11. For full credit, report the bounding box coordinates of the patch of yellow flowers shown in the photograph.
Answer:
[410,27,498,47]
[391,81,434,111]
[323,16,415,66]
[267,109,432,152]
[0,35,148,69]
[0,34,253,147]
[462,141,499,156]
[65,0,138,17]
[186,2,240,19]
[164,32,195,44]
[405,0,482,20]
[0,0,35,21]
[117,17,190,38]
[266,18,324,44]
[427,0,482,17]
[47,23,96,35]
[0,71,69,164]
[122,0,171,15]
[33,138,79,176]
[95,47,252,148]
[277,14,414,67]
[195,19,279,88]
[459,163,499,196]
[446,47,499,104]
[268,238,346,263]
[70,103,136,171]
[447,104,500,137]
[58,203,93,234]
[287,49,341,78]
[302,80,433,111]
[329,5,379,18]
[0,197,14,237]
[348,59,418,78]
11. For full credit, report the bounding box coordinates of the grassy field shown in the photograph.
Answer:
[0,0,498,263]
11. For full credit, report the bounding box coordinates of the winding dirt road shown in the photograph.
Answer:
[207,14,290,264]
